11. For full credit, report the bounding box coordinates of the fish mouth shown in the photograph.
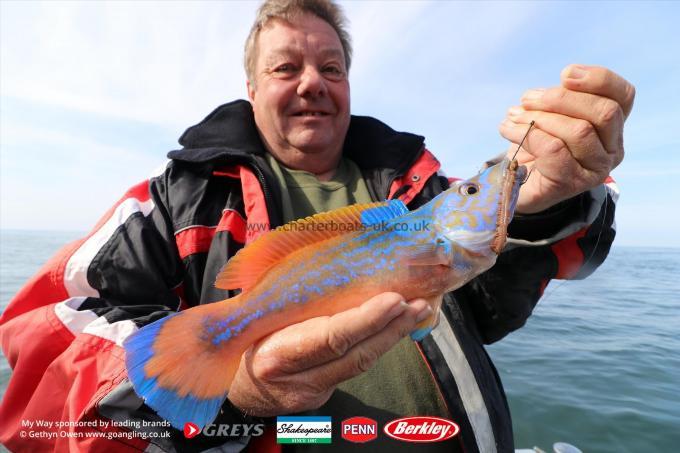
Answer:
[490,159,527,254]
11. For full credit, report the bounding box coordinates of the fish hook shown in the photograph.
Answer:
[511,120,535,162]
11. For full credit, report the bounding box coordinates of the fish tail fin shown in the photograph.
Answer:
[410,294,444,341]
[124,296,249,429]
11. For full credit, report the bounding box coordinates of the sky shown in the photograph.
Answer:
[1,0,679,247]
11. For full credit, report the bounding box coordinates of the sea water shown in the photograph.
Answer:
[487,246,679,452]
[1,230,678,452]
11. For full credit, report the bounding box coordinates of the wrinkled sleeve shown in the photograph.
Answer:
[458,178,619,344]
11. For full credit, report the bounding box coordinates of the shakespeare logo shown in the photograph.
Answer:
[276,416,332,444]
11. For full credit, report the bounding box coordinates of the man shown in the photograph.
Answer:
[0,0,633,452]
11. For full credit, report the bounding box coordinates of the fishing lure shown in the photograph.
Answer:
[124,156,527,430]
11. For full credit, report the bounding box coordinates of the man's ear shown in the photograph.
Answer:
[247,80,256,102]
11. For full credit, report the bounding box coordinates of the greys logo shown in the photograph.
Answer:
[183,422,265,439]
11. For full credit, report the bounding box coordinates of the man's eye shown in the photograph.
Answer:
[272,63,300,74]
[323,66,345,80]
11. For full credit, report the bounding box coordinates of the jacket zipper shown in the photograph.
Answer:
[247,157,283,230]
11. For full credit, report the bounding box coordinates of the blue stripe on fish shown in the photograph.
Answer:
[360,200,409,226]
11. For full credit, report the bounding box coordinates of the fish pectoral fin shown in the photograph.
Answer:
[410,294,444,341]
[404,239,454,267]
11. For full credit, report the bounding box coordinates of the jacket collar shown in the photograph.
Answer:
[168,99,425,172]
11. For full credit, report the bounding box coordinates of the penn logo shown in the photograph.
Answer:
[183,422,200,439]
[383,416,459,443]
[341,417,377,443]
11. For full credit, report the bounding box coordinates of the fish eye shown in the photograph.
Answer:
[459,183,479,196]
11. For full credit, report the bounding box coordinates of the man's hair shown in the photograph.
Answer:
[244,0,352,85]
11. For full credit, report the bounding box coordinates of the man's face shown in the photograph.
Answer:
[248,14,350,159]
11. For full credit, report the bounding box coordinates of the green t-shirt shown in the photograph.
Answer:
[265,154,458,452]
[265,153,373,221]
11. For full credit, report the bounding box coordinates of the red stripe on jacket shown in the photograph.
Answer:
[217,210,247,244]
[239,166,271,243]
[176,226,218,259]
[388,149,441,204]
[173,210,248,260]
[551,228,589,279]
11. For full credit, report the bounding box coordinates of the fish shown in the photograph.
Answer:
[124,156,527,430]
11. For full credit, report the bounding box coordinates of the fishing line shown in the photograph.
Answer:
[536,186,610,304]
[509,119,610,303]
[514,121,535,186]
[512,120,535,162]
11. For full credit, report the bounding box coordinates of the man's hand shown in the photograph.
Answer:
[500,64,635,214]
[227,292,431,417]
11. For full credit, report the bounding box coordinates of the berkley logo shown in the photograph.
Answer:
[383,416,459,443]
[341,417,378,443]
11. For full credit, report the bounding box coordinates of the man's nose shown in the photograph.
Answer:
[297,66,327,98]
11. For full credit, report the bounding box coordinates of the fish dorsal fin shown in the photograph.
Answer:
[215,199,409,292]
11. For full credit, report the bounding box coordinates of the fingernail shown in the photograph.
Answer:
[566,65,587,79]
[521,89,545,102]
[500,118,515,127]
[416,306,433,323]
[387,300,408,318]
[508,106,524,118]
